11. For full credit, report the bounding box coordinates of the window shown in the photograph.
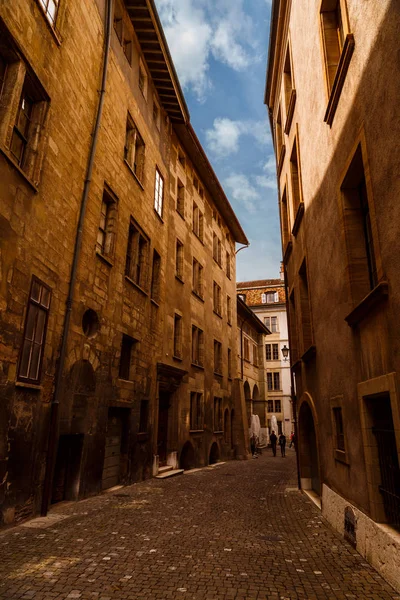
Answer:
[213,281,222,315]
[274,372,280,390]
[281,186,290,248]
[190,392,203,430]
[266,292,279,303]
[192,202,204,241]
[288,289,299,364]
[341,144,378,305]
[267,400,274,413]
[226,252,231,279]
[191,326,204,367]
[38,0,59,27]
[96,188,117,259]
[266,344,272,361]
[290,136,303,218]
[253,344,258,366]
[214,397,222,432]
[299,259,313,352]
[125,220,149,289]
[124,116,145,183]
[192,258,203,298]
[213,233,222,266]
[228,348,232,379]
[243,337,250,362]
[267,372,280,391]
[123,36,132,64]
[17,277,51,384]
[176,240,184,280]
[119,334,136,381]
[113,1,123,42]
[275,399,281,413]
[150,250,161,303]
[214,340,222,374]
[0,55,7,98]
[193,176,199,192]
[138,62,147,98]
[333,407,345,451]
[177,180,185,217]
[139,400,149,433]
[283,45,295,119]
[261,293,267,304]
[266,316,279,333]
[320,0,345,93]
[178,149,185,168]
[154,168,164,217]
[272,344,279,360]
[275,105,283,159]
[174,314,182,359]
[227,296,232,324]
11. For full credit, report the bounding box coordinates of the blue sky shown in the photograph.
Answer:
[154,0,281,281]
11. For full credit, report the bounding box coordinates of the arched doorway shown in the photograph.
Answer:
[231,410,235,449]
[209,442,220,465]
[180,441,195,470]
[244,381,251,426]
[253,384,259,401]
[298,400,321,495]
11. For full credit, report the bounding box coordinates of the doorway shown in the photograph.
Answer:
[157,392,170,465]
[102,408,129,490]
[52,434,84,504]
[298,401,320,495]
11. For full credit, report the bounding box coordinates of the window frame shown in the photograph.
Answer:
[124,114,145,185]
[125,219,150,291]
[17,276,51,385]
[154,167,164,218]
[118,333,136,381]
[190,392,204,431]
[173,313,183,360]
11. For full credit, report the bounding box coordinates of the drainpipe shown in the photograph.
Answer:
[41,0,114,516]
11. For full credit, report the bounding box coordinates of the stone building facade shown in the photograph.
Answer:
[236,296,270,446]
[237,273,292,437]
[0,0,248,527]
[265,0,400,590]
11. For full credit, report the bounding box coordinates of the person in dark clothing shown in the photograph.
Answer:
[279,433,286,457]
[270,431,277,456]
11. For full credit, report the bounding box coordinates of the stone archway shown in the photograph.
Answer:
[179,441,196,471]
[253,384,260,401]
[244,380,251,426]
[298,397,321,495]
[209,442,220,465]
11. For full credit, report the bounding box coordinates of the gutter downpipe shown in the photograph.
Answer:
[41,0,114,516]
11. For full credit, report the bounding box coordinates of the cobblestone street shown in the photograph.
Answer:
[0,451,398,600]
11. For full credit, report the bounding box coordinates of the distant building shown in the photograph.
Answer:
[265,0,400,591]
[0,0,248,527]
[236,296,270,446]
[237,269,292,437]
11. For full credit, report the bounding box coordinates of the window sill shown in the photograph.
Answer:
[345,281,389,328]
[291,202,304,237]
[175,274,184,284]
[213,258,222,269]
[176,209,185,221]
[150,298,160,308]
[173,355,183,362]
[34,0,62,45]
[284,89,296,134]
[283,240,293,264]
[137,432,149,443]
[213,371,223,378]
[277,144,286,176]
[301,344,316,363]
[124,159,144,190]
[96,251,113,267]
[0,147,39,193]
[213,310,222,319]
[192,232,204,245]
[15,381,42,391]
[213,430,224,435]
[334,449,349,465]
[190,429,204,434]
[192,290,204,303]
[124,276,148,297]
[191,362,204,370]
[227,321,232,327]
[154,209,164,224]
[117,378,135,388]
[324,34,355,127]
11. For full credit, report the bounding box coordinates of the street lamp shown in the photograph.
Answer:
[281,345,289,361]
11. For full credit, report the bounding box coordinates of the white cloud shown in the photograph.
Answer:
[255,174,276,190]
[224,173,260,214]
[205,118,271,158]
[263,154,277,174]
[155,0,260,100]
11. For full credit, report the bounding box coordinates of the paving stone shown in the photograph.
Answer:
[0,451,397,599]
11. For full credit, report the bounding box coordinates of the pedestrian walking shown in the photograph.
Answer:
[279,432,286,457]
[289,431,294,448]
[270,430,277,457]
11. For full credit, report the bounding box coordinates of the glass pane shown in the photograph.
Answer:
[48,0,57,21]
[34,309,46,343]
[29,342,41,381]
[10,131,24,164]
[31,280,41,302]
[41,287,50,308]
[25,305,38,341]
[19,340,33,378]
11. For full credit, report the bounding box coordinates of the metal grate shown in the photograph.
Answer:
[372,427,400,529]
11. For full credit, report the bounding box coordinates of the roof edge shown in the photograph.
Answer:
[237,296,271,335]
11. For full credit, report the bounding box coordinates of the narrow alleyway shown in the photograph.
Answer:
[0,451,398,600]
